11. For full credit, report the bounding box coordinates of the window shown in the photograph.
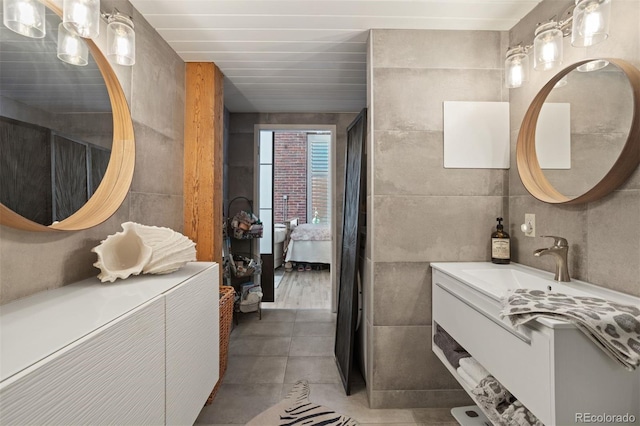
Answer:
[307,133,331,224]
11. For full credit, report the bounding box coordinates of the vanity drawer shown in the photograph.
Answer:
[432,271,552,425]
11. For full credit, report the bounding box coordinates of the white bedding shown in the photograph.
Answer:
[285,240,332,264]
[284,223,331,264]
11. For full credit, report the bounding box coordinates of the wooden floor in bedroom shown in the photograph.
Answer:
[262,267,331,310]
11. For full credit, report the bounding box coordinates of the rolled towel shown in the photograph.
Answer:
[433,325,471,369]
[459,357,490,384]
[472,376,513,408]
[243,292,262,304]
[456,366,477,389]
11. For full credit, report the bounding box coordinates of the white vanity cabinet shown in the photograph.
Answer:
[431,262,640,426]
[0,262,219,426]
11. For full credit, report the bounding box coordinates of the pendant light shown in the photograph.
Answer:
[2,0,45,38]
[576,59,610,72]
[63,0,100,39]
[533,21,563,71]
[57,23,88,66]
[571,0,611,47]
[505,46,529,89]
[106,12,135,66]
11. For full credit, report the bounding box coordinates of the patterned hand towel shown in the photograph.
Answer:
[459,357,491,384]
[501,289,640,371]
[500,400,544,426]
[472,376,513,408]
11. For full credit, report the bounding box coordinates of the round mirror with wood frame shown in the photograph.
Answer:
[517,58,640,204]
[0,0,135,232]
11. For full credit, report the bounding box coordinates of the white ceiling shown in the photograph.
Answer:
[133,1,542,113]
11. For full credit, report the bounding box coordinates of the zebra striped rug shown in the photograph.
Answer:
[245,380,358,426]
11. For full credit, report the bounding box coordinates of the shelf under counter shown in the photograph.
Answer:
[431,263,640,426]
[431,328,505,426]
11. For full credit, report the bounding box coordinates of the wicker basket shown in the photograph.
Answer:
[205,285,236,405]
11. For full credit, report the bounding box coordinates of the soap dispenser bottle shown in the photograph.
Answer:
[491,217,510,264]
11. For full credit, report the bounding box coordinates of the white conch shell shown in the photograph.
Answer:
[91,224,153,283]
[92,222,197,283]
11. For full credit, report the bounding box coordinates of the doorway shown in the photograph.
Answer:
[254,125,337,311]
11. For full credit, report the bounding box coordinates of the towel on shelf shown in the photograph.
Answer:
[433,324,471,368]
[472,376,513,408]
[473,388,542,426]
[459,357,491,384]
[501,289,640,371]
[500,400,544,426]
[456,366,477,389]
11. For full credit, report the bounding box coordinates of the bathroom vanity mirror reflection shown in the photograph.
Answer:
[0,0,135,231]
[517,58,640,204]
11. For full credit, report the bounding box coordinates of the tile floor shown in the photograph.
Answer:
[196,308,458,425]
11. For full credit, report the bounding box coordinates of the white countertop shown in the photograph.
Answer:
[431,261,640,328]
[0,262,215,382]
[431,261,639,303]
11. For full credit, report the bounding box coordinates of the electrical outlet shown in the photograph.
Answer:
[523,213,536,237]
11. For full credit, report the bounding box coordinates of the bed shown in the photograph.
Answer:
[284,221,332,265]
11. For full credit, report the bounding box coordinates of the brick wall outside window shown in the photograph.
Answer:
[274,132,307,224]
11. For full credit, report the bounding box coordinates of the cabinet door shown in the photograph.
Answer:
[0,298,165,425]
[165,264,219,425]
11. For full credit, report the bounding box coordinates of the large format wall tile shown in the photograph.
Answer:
[374,130,507,197]
[373,262,432,326]
[372,30,501,70]
[371,326,461,391]
[509,195,588,279]
[130,9,185,140]
[131,123,184,196]
[373,68,503,132]
[373,195,505,263]
[129,193,184,232]
[0,199,130,303]
[587,190,640,297]
[228,132,255,167]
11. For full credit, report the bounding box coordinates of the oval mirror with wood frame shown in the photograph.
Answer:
[0,0,134,232]
[517,58,640,205]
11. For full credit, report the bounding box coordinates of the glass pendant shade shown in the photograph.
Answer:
[505,47,529,89]
[577,58,609,72]
[2,0,45,38]
[107,14,135,66]
[533,22,563,71]
[57,23,88,66]
[571,0,611,47]
[63,0,100,39]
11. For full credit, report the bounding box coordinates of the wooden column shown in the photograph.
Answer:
[184,63,224,268]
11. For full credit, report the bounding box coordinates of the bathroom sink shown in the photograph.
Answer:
[431,262,638,306]
[459,267,595,300]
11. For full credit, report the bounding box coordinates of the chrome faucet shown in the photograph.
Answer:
[533,236,570,282]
